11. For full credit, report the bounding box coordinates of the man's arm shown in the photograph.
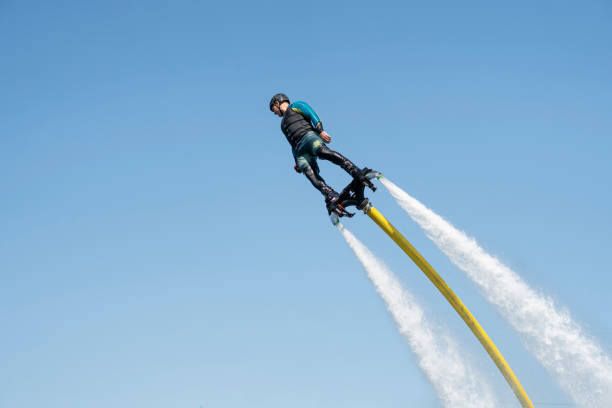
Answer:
[291,101,331,142]
[291,101,323,132]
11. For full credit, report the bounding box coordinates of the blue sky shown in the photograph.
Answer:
[1,1,611,407]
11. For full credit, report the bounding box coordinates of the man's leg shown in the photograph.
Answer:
[316,145,370,186]
[300,162,338,200]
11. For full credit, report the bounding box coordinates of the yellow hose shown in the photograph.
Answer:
[366,205,534,408]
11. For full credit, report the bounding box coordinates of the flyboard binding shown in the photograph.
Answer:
[328,168,382,225]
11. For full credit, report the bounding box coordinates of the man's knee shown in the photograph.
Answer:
[295,156,310,172]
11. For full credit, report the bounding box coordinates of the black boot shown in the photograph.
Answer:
[349,166,374,189]
[322,185,339,203]
[318,185,338,213]
[353,167,377,192]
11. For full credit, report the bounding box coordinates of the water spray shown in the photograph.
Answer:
[331,171,534,408]
[381,177,612,407]
[336,223,499,408]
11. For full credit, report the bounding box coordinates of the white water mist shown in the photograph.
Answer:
[381,177,612,407]
[337,223,499,408]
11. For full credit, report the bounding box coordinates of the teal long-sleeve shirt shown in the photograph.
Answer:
[290,101,323,132]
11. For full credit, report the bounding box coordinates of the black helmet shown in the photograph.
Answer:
[269,93,290,111]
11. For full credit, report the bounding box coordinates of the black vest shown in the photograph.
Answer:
[281,106,314,148]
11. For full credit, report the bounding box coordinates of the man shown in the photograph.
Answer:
[269,93,374,212]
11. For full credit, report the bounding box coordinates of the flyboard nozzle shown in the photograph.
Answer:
[365,170,383,181]
[330,213,340,226]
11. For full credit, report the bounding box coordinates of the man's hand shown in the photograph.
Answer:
[320,131,331,143]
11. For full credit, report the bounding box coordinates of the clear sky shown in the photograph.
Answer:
[1,1,611,407]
